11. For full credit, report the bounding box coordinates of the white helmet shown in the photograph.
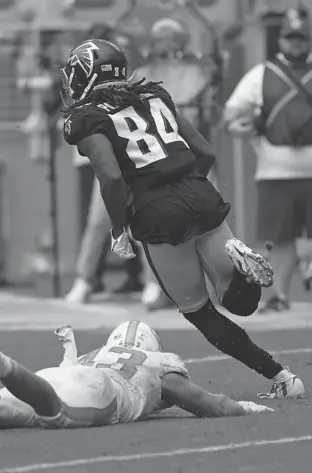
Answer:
[106,321,162,352]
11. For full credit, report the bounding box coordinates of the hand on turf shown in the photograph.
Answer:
[110,228,136,260]
[237,401,275,414]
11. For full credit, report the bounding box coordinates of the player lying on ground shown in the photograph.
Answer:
[60,39,304,400]
[0,321,274,429]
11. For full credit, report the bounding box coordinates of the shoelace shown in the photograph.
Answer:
[269,383,278,396]
[258,382,280,399]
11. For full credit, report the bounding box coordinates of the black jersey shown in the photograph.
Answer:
[63,87,196,198]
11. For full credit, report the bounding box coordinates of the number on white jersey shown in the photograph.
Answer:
[82,346,147,380]
[109,98,188,168]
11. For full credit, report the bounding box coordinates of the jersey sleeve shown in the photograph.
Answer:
[78,348,102,366]
[158,352,190,379]
[63,105,111,147]
[63,108,86,146]
[225,63,265,113]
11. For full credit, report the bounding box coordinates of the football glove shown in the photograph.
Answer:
[237,400,274,414]
[54,324,78,366]
[111,228,136,260]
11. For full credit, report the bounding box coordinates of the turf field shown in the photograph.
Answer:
[0,292,312,473]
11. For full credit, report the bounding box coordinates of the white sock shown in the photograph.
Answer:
[273,369,292,383]
[0,352,13,377]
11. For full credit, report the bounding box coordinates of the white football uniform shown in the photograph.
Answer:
[79,345,189,423]
[0,388,37,429]
[0,365,118,429]
[0,348,188,429]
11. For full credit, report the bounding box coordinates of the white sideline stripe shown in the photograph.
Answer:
[2,291,312,333]
[0,292,129,315]
[184,347,312,364]
[1,435,311,472]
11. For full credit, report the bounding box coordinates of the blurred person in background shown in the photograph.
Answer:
[15,30,56,161]
[224,7,312,312]
[66,24,144,303]
[68,148,144,303]
[134,17,217,143]
[133,17,217,310]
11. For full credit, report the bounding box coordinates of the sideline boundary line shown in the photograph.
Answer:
[1,435,311,472]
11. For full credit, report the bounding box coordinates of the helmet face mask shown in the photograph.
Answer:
[60,39,128,108]
[60,65,81,108]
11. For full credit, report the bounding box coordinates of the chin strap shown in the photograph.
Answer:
[80,72,98,101]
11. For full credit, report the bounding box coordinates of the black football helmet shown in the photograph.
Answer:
[60,39,128,108]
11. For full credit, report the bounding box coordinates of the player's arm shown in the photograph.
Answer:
[161,372,246,418]
[54,325,78,367]
[223,64,264,121]
[223,64,265,138]
[77,133,128,238]
[175,112,215,177]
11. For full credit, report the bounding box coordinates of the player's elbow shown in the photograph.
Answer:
[103,163,123,181]
[98,172,127,211]
[215,394,234,416]
[198,392,230,418]
[108,173,124,186]
[98,168,123,189]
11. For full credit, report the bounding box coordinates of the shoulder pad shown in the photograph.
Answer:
[63,104,110,146]
[157,86,177,116]
[159,352,190,379]
[63,107,86,146]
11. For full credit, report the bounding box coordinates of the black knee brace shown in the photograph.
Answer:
[222,269,261,316]
[183,301,282,379]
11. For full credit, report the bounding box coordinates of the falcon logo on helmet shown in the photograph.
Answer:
[68,41,99,78]
[60,39,128,108]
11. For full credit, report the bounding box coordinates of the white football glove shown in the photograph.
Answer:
[54,324,78,366]
[238,401,275,414]
[54,324,74,343]
[110,228,136,260]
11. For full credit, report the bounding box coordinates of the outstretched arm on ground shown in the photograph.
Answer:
[161,372,274,417]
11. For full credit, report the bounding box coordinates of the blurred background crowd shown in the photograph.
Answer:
[0,0,312,313]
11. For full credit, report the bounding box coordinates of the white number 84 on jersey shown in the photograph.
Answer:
[109,97,189,168]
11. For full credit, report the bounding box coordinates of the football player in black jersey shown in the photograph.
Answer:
[60,39,304,400]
